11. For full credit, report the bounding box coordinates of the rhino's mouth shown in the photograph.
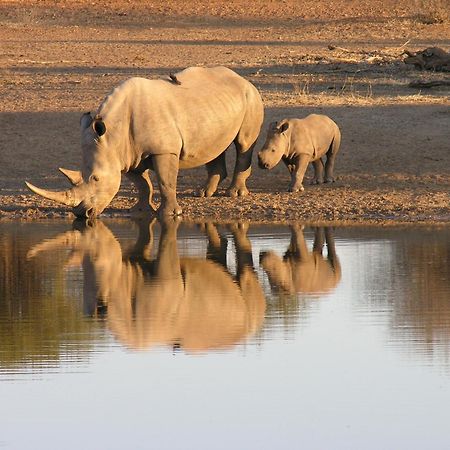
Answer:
[258,161,271,169]
[258,156,273,170]
[73,203,96,219]
[25,167,114,219]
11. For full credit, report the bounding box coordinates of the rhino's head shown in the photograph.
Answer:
[26,113,122,218]
[257,120,290,170]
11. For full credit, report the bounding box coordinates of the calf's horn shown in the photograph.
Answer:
[25,181,83,207]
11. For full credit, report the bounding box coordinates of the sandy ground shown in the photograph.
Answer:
[0,0,449,224]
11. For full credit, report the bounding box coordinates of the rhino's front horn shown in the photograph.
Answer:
[25,181,82,207]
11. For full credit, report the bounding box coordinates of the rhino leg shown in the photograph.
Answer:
[126,169,157,217]
[153,153,182,216]
[288,154,310,192]
[228,222,253,268]
[203,222,228,268]
[323,227,337,262]
[129,217,158,261]
[199,152,227,197]
[311,158,325,184]
[227,141,255,198]
[324,153,337,183]
[155,215,183,278]
[288,224,309,260]
[325,132,340,183]
[312,227,326,255]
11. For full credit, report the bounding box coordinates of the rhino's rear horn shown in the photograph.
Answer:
[59,167,83,186]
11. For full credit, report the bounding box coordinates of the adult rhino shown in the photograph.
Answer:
[26,66,264,218]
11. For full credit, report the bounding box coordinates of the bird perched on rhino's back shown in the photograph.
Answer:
[26,66,264,218]
[257,114,341,193]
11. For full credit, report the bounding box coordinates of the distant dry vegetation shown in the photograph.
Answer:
[414,0,449,24]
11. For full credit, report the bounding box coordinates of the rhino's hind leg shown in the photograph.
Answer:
[324,131,341,183]
[324,152,337,183]
[153,153,182,216]
[227,141,255,198]
[126,170,157,217]
[311,158,325,184]
[199,152,227,197]
[288,224,309,260]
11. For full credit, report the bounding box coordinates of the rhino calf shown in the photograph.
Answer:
[257,114,341,192]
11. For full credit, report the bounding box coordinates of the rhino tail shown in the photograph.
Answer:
[329,127,341,155]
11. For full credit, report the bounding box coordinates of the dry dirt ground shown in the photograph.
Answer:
[0,0,449,224]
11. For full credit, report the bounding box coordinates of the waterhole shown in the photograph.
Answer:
[1,220,449,449]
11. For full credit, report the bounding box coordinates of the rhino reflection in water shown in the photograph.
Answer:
[260,225,341,296]
[29,220,266,352]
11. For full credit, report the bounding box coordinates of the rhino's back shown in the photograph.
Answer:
[290,114,339,158]
[102,67,261,167]
[293,114,338,136]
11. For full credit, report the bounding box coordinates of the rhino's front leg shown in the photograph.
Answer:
[202,222,228,267]
[129,217,158,261]
[288,154,310,192]
[289,223,309,260]
[227,142,254,198]
[155,215,183,278]
[126,169,157,217]
[153,153,182,216]
[199,152,227,197]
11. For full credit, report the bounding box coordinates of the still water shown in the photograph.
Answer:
[1,220,449,450]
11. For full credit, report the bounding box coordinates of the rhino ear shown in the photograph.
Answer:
[80,112,93,130]
[93,115,107,137]
[279,122,289,133]
[269,121,278,131]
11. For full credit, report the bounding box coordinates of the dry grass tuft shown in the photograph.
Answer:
[291,75,376,106]
[414,0,449,24]
[264,87,448,107]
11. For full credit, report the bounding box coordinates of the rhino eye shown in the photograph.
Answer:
[90,174,99,182]
[271,149,276,153]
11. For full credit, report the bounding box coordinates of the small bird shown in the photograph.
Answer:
[168,73,181,85]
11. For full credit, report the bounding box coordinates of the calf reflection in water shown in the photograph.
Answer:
[29,219,266,352]
[260,225,341,296]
